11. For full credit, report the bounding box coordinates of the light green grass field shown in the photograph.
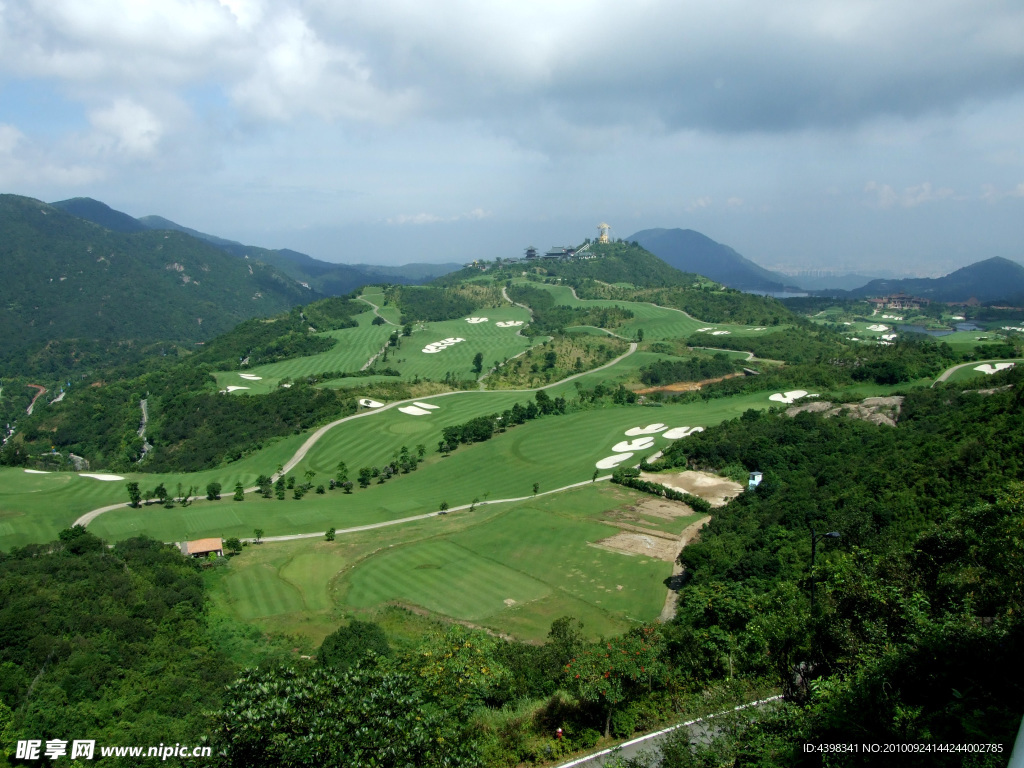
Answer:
[941,360,1021,384]
[205,483,689,642]
[213,309,396,394]
[0,433,307,550]
[83,389,774,545]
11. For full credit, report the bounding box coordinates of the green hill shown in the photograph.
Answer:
[0,194,316,374]
[849,256,1024,304]
[629,227,796,293]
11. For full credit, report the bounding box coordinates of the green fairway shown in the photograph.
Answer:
[212,308,396,394]
[205,483,691,642]
[941,359,1021,384]
[515,281,782,340]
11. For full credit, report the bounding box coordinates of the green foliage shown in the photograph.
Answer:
[318,620,391,669]
[211,664,483,767]
[0,533,231,751]
[638,353,739,385]
[206,481,222,500]
[388,285,477,323]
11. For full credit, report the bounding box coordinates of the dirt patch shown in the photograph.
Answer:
[592,531,680,561]
[786,396,904,427]
[631,497,696,520]
[660,515,713,622]
[639,470,744,507]
[635,372,746,394]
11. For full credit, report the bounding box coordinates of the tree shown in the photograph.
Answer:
[341,480,353,494]
[472,351,484,374]
[206,482,222,501]
[253,528,264,544]
[224,537,243,555]
[275,475,286,499]
[154,482,168,505]
[439,501,449,514]
[318,620,390,669]
[532,482,540,495]
[358,467,373,488]
[371,315,386,325]
[126,481,142,508]
[335,461,348,484]
[402,323,413,336]
[256,474,273,498]
[303,469,316,489]
[416,444,426,461]
[325,527,335,541]
[593,469,600,482]
[233,481,245,501]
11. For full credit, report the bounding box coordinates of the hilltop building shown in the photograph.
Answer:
[182,538,224,558]
[867,292,928,310]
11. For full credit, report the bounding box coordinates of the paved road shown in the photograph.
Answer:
[356,295,398,325]
[555,695,784,767]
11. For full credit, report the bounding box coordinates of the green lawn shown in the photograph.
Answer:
[205,483,690,642]
[941,359,1021,384]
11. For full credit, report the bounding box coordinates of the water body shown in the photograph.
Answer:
[897,322,982,337]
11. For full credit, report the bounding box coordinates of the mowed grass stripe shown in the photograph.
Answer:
[228,564,305,619]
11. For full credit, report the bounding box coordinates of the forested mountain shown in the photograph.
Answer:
[630,227,797,293]
[0,194,314,374]
[847,255,1024,303]
[69,199,461,291]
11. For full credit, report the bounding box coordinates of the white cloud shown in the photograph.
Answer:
[864,180,954,208]
[88,99,163,157]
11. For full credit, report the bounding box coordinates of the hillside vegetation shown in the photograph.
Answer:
[0,194,314,375]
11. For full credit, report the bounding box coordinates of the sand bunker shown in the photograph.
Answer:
[662,426,704,439]
[465,317,489,323]
[413,402,439,409]
[975,363,1015,375]
[697,327,714,332]
[594,531,679,561]
[596,453,634,469]
[625,423,667,436]
[399,406,432,416]
[712,330,731,336]
[496,320,524,327]
[881,334,897,340]
[612,437,655,452]
[647,451,663,462]
[239,374,262,380]
[81,473,125,481]
[748,327,767,331]
[225,386,249,392]
[423,337,466,354]
[843,322,852,325]
[24,469,50,474]
[359,398,384,408]
[769,390,809,404]
[281,383,292,388]
[639,470,744,507]
[866,324,888,332]
[849,337,861,341]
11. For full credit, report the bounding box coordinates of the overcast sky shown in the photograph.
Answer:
[2,1,1023,275]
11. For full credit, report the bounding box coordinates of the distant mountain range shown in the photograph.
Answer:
[628,228,800,293]
[51,197,462,293]
[845,256,1024,304]
[0,194,314,372]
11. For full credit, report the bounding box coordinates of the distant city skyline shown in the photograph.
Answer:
[2,1,1022,276]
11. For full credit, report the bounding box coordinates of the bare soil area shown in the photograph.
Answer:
[786,396,903,427]
[639,470,744,507]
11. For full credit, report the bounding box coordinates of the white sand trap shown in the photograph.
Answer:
[399,406,432,416]
[496,320,524,327]
[866,324,888,332]
[24,469,50,474]
[975,363,1015,375]
[663,426,704,439]
[81,473,125,481]
[712,330,731,336]
[647,451,663,462]
[748,327,767,331]
[849,337,861,341]
[596,453,634,469]
[769,390,809,404]
[359,398,384,408]
[413,402,439,409]
[625,423,667,436]
[697,327,714,332]
[465,317,488,323]
[281,383,292,388]
[843,322,852,325]
[225,386,249,392]
[612,437,655,452]
[881,334,898,340]
[239,374,262,380]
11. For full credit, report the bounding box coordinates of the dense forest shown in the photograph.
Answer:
[386,285,478,322]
